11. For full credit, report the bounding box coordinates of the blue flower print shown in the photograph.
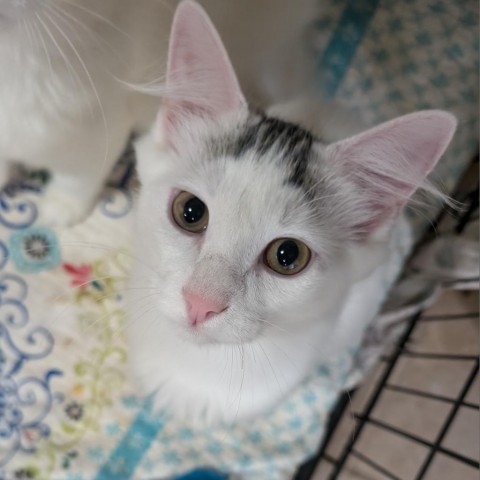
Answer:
[8,227,60,273]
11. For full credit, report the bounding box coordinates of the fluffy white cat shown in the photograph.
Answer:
[0,0,316,225]
[127,1,456,425]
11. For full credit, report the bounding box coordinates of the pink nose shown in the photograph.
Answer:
[183,290,228,325]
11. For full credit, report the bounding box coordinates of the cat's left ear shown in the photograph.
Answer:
[156,0,247,145]
[324,110,457,240]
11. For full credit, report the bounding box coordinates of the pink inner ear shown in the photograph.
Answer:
[160,0,246,140]
[326,110,457,238]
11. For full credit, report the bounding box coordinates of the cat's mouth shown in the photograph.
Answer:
[179,310,262,346]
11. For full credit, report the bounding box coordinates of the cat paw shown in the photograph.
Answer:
[37,191,93,227]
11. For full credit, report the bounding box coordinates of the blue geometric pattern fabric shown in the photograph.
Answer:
[314,0,478,237]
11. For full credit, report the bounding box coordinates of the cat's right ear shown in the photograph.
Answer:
[155,0,247,146]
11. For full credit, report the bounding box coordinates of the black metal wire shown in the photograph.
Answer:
[350,450,402,480]
[326,313,422,479]
[420,311,479,321]
[414,360,480,478]
[384,384,479,410]
[354,414,480,469]
[400,350,478,361]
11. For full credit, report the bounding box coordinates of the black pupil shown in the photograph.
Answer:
[277,240,299,268]
[183,196,205,224]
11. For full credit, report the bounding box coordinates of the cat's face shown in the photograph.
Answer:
[134,113,353,345]
[131,0,456,348]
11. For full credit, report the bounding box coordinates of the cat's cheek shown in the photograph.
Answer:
[257,260,325,315]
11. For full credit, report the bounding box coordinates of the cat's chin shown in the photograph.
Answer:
[179,321,260,346]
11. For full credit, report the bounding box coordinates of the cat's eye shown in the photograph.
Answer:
[172,191,209,233]
[264,238,311,275]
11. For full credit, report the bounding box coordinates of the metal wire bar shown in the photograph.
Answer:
[350,450,403,480]
[354,415,480,469]
[327,314,421,479]
[401,350,478,361]
[420,311,479,321]
[384,384,479,410]
[323,453,337,465]
[414,360,480,478]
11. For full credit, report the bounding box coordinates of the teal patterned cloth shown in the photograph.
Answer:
[2,0,478,479]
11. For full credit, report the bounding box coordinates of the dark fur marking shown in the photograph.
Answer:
[233,116,314,187]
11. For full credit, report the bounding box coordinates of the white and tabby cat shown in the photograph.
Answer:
[126,1,456,425]
[0,0,316,225]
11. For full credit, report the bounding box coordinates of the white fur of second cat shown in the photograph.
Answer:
[126,1,456,425]
[0,0,316,225]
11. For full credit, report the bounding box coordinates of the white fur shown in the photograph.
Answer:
[126,112,409,425]
[0,0,317,225]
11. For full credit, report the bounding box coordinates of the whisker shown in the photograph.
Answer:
[50,3,127,66]
[264,336,303,377]
[111,302,157,339]
[42,10,110,173]
[257,318,317,352]
[76,287,160,335]
[45,3,86,47]
[22,19,34,50]
[59,241,165,280]
[35,12,87,101]
[232,343,246,423]
[30,17,54,78]
[257,341,284,395]
[59,0,134,40]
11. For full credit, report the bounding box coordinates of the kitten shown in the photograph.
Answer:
[126,1,456,425]
[0,0,316,226]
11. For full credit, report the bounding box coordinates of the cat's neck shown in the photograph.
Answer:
[128,312,334,424]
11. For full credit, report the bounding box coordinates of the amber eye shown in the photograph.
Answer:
[264,238,311,275]
[172,191,209,233]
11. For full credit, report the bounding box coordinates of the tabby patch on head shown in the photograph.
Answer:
[232,115,315,189]
[128,0,456,424]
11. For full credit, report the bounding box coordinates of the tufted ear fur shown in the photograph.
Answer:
[325,110,457,239]
[155,0,247,145]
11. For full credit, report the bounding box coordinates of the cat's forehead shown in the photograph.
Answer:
[180,113,321,195]
[174,113,341,245]
[183,146,307,224]
[229,115,315,190]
